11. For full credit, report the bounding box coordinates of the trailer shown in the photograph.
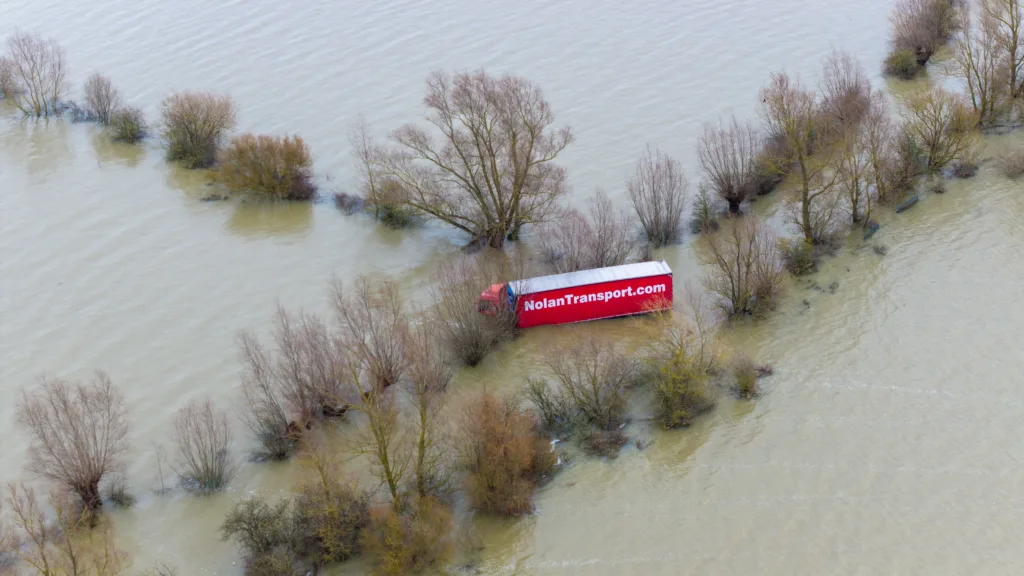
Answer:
[478,260,673,329]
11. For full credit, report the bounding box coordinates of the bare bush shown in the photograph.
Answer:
[373,70,572,248]
[891,0,961,64]
[820,49,871,134]
[332,277,409,390]
[83,73,122,125]
[173,399,235,493]
[159,91,236,168]
[221,497,295,574]
[698,117,760,214]
[983,0,1024,98]
[524,377,576,436]
[689,184,721,234]
[541,339,636,431]
[905,87,979,172]
[108,106,147,144]
[458,394,556,516]
[5,31,68,117]
[0,57,17,99]
[953,8,1011,129]
[627,146,688,246]
[360,497,455,576]
[6,484,128,576]
[215,133,317,200]
[349,121,420,228]
[731,354,759,398]
[239,307,346,459]
[539,190,636,273]
[430,254,520,366]
[998,146,1024,177]
[17,373,129,511]
[703,217,784,318]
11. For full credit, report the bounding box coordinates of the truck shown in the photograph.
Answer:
[478,260,673,329]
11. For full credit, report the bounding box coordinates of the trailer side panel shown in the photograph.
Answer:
[514,273,672,328]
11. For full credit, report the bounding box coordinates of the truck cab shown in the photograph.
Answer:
[478,283,512,316]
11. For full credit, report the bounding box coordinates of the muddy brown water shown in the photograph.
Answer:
[3,0,1024,573]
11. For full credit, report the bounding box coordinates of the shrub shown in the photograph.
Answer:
[579,428,629,458]
[539,190,636,273]
[173,399,236,493]
[627,146,688,246]
[333,191,364,214]
[458,394,556,516]
[292,475,370,568]
[542,339,636,431]
[645,325,716,429]
[83,73,122,125]
[820,49,871,133]
[524,377,576,437]
[103,475,136,508]
[998,147,1024,179]
[779,238,817,276]
[215,134,317,201]
[221,498,295,573]
[905,87,979,173]
[360,498,455,576]
[17,372,129,511]
[430,254,521,366]
[703,217,785,318]
[366,177,419,228]
[731,355,759,399]
[748,135,790,195]
[689,184,720,234]
[0,56,17,99]
[698,117,760,214]
[884,48,921,79]
[159,91,236,168]
[952,154,979,178]
[108,106,147,144]
[891,0,961,64]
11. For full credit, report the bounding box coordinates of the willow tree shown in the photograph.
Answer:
[377,70,573,248]
[982,0,1024,98]
[5,31,68,117]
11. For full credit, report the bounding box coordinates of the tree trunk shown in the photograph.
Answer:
[727,198,742,214]
[80,480,103,511]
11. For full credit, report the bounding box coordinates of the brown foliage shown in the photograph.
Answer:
[905,87,979,172]
[374,70,573,248]
[702,217,784,318]
[17,373,129,511]
[215,134,316,200]
[541,338,636,431]
[83,73,122,125]
[6,485,128,576]
[4,31,68,117]
[820,49,871,135]
[430,253,521,366]
[539,190,636,273]
[698,117,760,214]
[360,497,454,576]
[458,394,556,516]
[159,91,236,168]
[627,146,688,246]
[173,399,235,492]
[891,0,961,64]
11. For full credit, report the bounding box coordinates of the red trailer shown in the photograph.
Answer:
[478,261,673,329]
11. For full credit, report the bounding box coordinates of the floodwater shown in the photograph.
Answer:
[3,0,1024,573]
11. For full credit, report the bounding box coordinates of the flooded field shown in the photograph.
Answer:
[3,0,1024,573]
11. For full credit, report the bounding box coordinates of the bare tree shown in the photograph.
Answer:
[627,146,688,246]
[905,87,979,172]
[349,385,410,511]
[0,57,15,99]
[702,217,784,318]
[820,49,871,134]
[403,324,454,500]
[953,7,1011,128]
[374,70,573,248]
[158,91,236,168]
[697,117,760,214]
[861,91,903,206]
[542,338,636,430]
[173,400,235,492]
[891,0,961,64]
[982,0,1024,98]
[5,31,68,117]
[83,73,122,125]
[760,72,842,244]
[837,128,875,225]
[17,373,129,511]
[6,484,128,576]
[430,253,522,366]
[539,190,636,273]
[332,277,409,391]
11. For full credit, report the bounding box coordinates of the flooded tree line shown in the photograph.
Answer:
[2,0,1024,573]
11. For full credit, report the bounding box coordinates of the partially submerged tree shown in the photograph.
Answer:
[760,72,842,244]
[17,372,129,511]
[83,73,123,125]
[644,313,718,429]
[332,277,409,391]
[627,146,688,246]
[4,31,68,117]
[541,339,635,431]
[819,49,871,134]
[0,56,15,99]
[220,497,295,573]
[982,0,1024,98]
[403,324,454,500]
[349,121,418,227]
[108,106,147,144]
[215,134,317,200]
[890,0,961,65]
[159,91,236,168]
[953,7,1010,128]
[697,117,760,214]
[373,70,573,248]
[173,399,236,493]
[702,217,784,318]
[905,87,979,172]
[538,190,636,273]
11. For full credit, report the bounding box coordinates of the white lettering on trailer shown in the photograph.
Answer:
[522,283,666,312]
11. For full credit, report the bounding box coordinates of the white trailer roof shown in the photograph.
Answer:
[510,260,672,296]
